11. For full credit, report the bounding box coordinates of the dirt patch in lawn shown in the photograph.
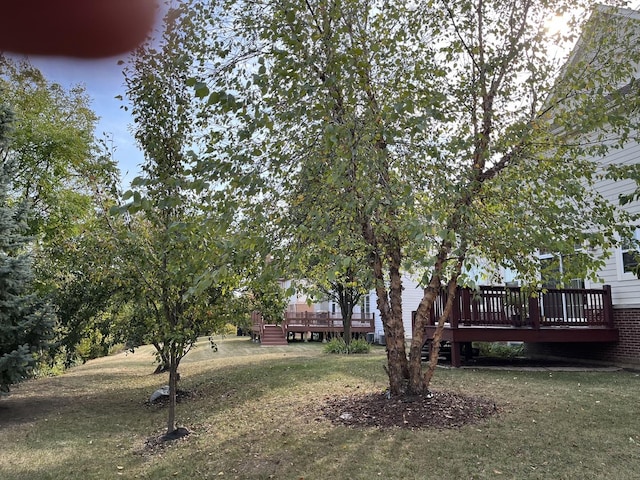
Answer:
[319,390,498,429]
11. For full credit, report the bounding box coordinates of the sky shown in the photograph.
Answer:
[16,2,174,189]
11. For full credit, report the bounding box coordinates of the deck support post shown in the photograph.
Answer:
[450,341,462,367]
[529,296,541,328]
[603,285,614,328]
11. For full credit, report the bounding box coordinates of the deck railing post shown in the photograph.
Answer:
[529,295,540,329]
[471,289,479,324]
[603,284,614,328]
[451,287,461,329]
[461,288,471,326]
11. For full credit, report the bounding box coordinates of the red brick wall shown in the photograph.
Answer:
[611,308,640,364]
[526,308,640,366]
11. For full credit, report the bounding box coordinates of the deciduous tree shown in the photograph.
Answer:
[120,2,239,436]
[290,221,373,345]
[194,0,640,396]
[0,56,123,366]
[0,56,104,242]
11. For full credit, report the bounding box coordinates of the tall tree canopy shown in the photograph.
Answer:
[289,201,374,345]
[187,0,640,396]
[0,56,106,242]
[0,56,123,364]
[0,105,55,395]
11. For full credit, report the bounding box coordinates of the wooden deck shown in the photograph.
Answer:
[284,311,375,334]
[419,285,618,367]
[251,311,375,345]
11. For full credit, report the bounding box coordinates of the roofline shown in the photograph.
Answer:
[595,4,640,21]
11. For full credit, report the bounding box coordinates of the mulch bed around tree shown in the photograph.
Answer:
[142,426,191,451]
[141,390,195,451]
[319,390,499,429]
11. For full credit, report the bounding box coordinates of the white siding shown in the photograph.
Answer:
[280,279,317,313]
[370,289,385,341]
[370,273,424,341]
[401,276,425,338]
[588,138,640,307]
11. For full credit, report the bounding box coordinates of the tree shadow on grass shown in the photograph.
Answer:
[0,373,159,429]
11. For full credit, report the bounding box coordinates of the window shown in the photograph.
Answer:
[537,252,586,321]
[539,253,560,288]
[362,295,370,315]
[538,249,586,288]
[621,230,640,274]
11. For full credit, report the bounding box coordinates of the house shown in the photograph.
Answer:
[523,5,640,366]
[529,118,640,366]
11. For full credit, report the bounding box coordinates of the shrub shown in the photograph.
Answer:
[212,323,238,337]
[475,341,524,359]
[33,353,67,378]
[222,323,238,336]
[348,338,371,353]
[324,337,371,354]
[75,332,109,363]
[324,337,346,353]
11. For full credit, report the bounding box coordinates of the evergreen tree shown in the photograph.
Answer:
[0,104,55,395]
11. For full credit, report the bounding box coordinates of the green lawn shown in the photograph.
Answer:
[1,337,639,479]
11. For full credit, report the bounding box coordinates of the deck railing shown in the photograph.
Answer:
[424,284,614,329]
[283,311,375,332]
[251,310,376,336]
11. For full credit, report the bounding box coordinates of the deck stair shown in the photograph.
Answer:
[260,324,288,346]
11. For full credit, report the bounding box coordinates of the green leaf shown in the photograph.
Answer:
[285,10,295,23]
[194,82,210,98]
